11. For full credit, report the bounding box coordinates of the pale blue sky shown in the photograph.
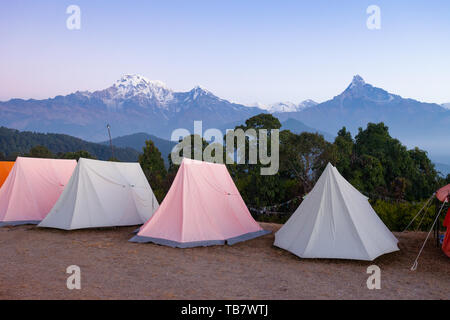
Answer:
[1,0,449,105]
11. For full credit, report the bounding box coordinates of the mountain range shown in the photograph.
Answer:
[0,74,261,141]
[0,74,449,164]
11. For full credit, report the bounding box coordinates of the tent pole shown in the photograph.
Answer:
[106,124,115,160]
[435,200,439,247]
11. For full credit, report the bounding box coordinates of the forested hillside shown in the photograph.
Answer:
[0,127,140,161]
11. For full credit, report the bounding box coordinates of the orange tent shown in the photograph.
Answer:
[0,161,14,188]
[443,208,450,257]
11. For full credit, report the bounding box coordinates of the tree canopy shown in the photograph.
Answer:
[334,122,439,201]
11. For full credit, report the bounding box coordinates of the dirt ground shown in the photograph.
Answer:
[0,222,448,300]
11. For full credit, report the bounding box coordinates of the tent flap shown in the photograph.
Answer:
[129,235,226,248]
[0,220,41,227]
[227,229,272,245]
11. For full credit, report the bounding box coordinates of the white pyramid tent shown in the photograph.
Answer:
[274,163,399,261]
[38,158,159,230]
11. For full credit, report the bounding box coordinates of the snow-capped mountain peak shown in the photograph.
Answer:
[349,74,366,88]
[342,75,397,102]
[192,85,209,91]
[256,100,318,113]
[192,85,210,94]
[186,85,215,101]
[114,74,169,90]
[267,101,299,112]
[298,99,318,109]
[106,74,174,104]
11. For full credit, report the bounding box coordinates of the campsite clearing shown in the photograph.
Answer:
[0,223,448,299]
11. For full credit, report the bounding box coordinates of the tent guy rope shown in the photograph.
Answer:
[402,193,435,232]
[410,199,447,271]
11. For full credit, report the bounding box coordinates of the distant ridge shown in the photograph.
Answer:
[435,162,450,176]
[281,118,334,142]
[101,132,176,166]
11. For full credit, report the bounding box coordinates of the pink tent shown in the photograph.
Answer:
[0,157,77,227]
[130,158,269,247]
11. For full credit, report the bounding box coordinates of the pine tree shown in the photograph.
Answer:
[139,140,167,202]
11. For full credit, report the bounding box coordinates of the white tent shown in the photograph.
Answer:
[274,163,399,261]
[38,158,159,230]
